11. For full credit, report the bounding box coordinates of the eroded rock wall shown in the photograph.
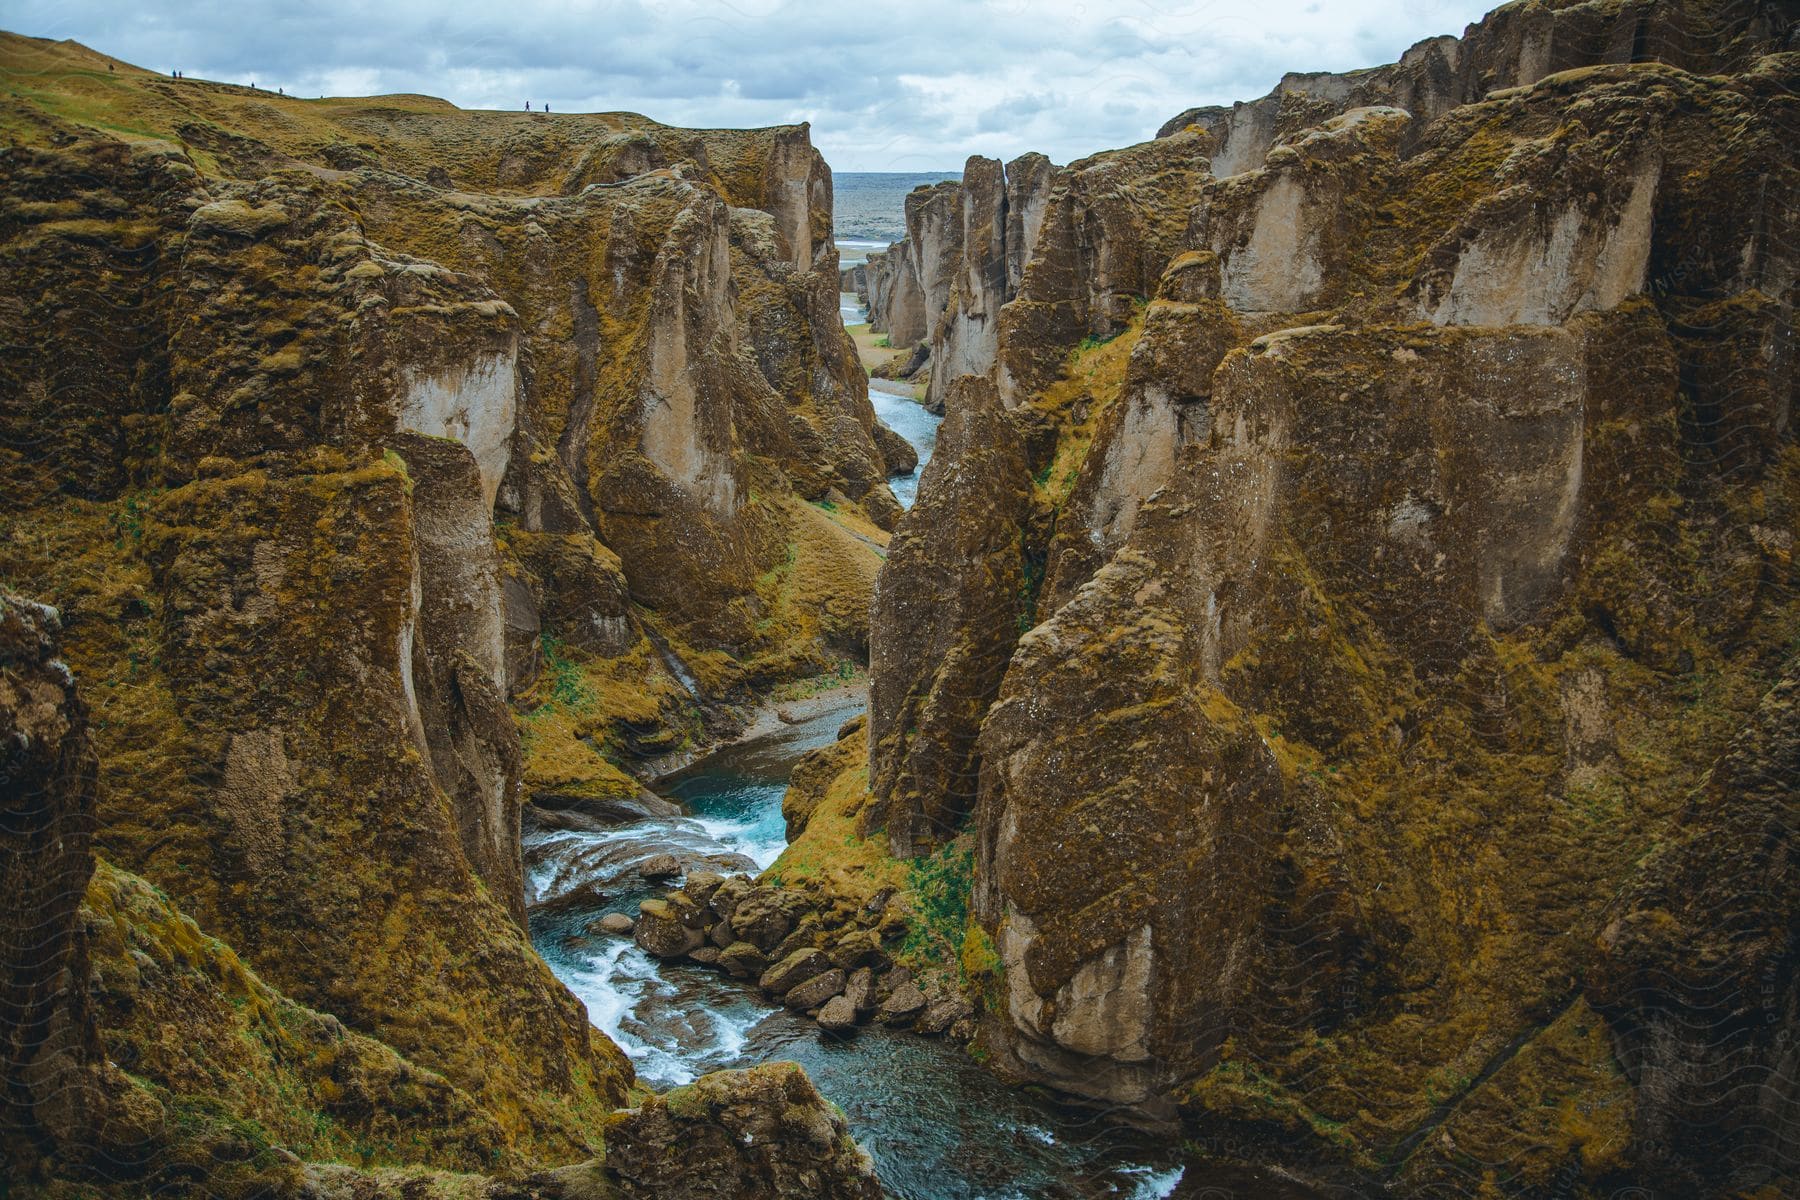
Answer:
[868,376,1032,855]
[994,130,1213,407]
[1,599,881,1199]
[0,595,110,1172]
[843,1,1800,1193]
[866,180,961,351]
[0,43,893,1193]
[863,155,1060,410]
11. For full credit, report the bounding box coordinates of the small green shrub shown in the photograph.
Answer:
[899,845,974,967]
[534,634,594,716]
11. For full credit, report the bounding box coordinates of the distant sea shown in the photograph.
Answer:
[833,171,962,246]
[835,171,960,324]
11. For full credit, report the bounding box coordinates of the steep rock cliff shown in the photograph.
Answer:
[861,179,961,350]
[780,1,1799,1193]
[867,376,1032,855]
[0,35,890,1194]
[1,595,115,1176]
[1,591,885,1198]
[862,155,1060,414]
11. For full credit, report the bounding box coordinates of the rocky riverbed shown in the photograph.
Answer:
[525,694,1316,1200]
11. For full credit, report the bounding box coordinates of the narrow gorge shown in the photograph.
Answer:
[3,1,1796,1197]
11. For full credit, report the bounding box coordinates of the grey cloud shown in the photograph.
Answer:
[9,0,1497,170]
[974,92,1054,135]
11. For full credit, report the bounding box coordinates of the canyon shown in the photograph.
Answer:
[842,0,1797,1192]
[3,1,1798,1198]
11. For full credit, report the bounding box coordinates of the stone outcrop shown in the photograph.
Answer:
[1587,660,1800,1187]
[1003,152,1057,297]
[619,716,978,1044]
[1035,252,1240,613]
[2,593,510,1192]
[597,1062,881,1198]
[922,158,1005,414]
[622,854,932,1036]
[1155,0,1794,176]
[862,180,960,350]
[775,1,1800,1194]
[993,129,1213,407]
[1,594,112,1174]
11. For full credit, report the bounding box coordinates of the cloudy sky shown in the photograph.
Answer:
[15,0,1496,171]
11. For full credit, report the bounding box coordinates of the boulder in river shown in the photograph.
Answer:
[636,899,705,958]
[639,852,682,880]
[730,886,796,950]
[817,995,858,1033]
[683,870,727,907]
[664,889,710,928]
[784,968,846,1011]
[709,874,753,922]
[760,947,831,996]
[596,913,636,936]
[769,918,824,964]
[844,967,877,1014]
[875,965,913,1003]
[831,928,888,970]
[878,981,927,1025]
[718,941,770,980]
[916,995,975,1037]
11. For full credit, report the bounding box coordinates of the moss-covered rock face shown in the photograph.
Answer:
[80,860,517,1175]
[843,0,1800,1193]
[1,594,113,1174]
[1586,659,1800,1186]
[0,620,878,1197]
[133,463,634,1157]
[0,34,894,1194]
[863,180,963,352]
[0,28,898,703]
[863,153,1062,415]
[868,376,1032,856]
[1155,0,1793,172]
[598,1062,881,1199]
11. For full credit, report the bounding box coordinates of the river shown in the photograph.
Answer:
[526,702,1209,1199]
[519,238,1311,1200]
[841,239,940,510]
